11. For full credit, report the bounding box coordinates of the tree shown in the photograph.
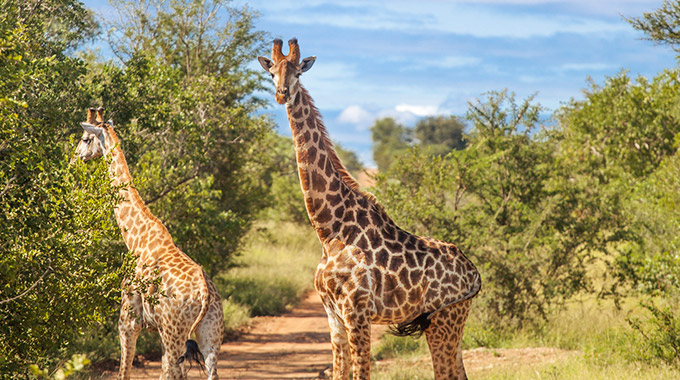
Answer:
[0,0,131,374]
[627,0,680,52]
[371,117,411,172]
[371,115,467,172]
[374,91,617,328]
[335,143,364,176]
[414,115,466,156]
[87,0,274,276]
[556,70,680,182]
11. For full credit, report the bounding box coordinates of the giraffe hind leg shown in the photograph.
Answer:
[195,298,224,380]
[424,300,472,380]
[118,292,143,380]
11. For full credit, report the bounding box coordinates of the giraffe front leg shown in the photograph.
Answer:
[324,305,351,380]
[343,308,372,380]
[117,292,143,380]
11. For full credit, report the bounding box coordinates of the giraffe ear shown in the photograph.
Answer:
[257,56,273,71]
[81,122,104,136]
[300,56,316,73]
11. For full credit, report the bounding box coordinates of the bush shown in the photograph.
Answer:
[374,91,600,328]
[628,300,680,368]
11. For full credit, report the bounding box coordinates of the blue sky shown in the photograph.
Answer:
[84,0,678,166]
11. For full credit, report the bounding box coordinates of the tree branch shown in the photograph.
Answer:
[0,267,52,305]
[144,170,200,205]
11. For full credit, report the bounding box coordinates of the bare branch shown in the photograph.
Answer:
[144,170,200,205]
[0,267,52,305]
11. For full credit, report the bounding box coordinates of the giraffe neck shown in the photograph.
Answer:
[286,85,362,240]
[103,128,173,255]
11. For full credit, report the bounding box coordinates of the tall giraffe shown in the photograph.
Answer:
[258,39,481,380]
[74,108,223,380]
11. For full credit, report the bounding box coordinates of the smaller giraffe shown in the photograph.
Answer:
[74,107,223,380]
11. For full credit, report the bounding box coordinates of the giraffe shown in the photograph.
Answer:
[258,39,481,380]
[74,107,224,380]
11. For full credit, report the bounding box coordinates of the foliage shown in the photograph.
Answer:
[627,0,680,52]
[414,115,467,156]
[335,142,365,176]
[0,0,132,375]
[84,0,274,276]
[628,300,680,368]
[371,115,467,172]
[617,153,680,294]
[371,118,412,172]
[372,296,680,379]
[215,221,320,317]
[556,69,680,294]
[257,134,308,224]
[375,91,615,327]
[29,354,90,380]
[556,70,680,182]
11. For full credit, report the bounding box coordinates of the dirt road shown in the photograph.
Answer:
[103,292,338,379]
[100,292,575,379]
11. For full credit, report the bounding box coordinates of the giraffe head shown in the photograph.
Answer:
[75,107,113,161]
[257,38,316,104]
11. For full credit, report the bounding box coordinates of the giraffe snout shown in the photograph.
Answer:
[275,87,290,104]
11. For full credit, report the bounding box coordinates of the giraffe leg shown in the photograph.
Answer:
[117,292,143,380]
[344,314,372,380]
[160,331,189,380]
[195,299,224,380]
[424,300,471,380]
[323,305,351,380]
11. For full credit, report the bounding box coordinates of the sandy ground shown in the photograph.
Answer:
[98,292,575,379]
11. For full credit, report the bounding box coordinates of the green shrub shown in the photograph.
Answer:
[627,300,680,368]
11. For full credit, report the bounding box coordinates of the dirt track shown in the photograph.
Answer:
[101,292,339,379]
[100,291,575,379]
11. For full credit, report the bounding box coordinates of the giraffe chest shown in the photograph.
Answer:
[314,244,428,325]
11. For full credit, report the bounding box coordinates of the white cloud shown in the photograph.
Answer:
[338,105,374,127]
[405,56,482,71]
[395,104,440,117]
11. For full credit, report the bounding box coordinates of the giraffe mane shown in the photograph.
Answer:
[299,86,389,216]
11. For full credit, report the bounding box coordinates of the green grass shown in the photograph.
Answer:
[473,359,679,380]
[370,295,680,379]
[216,221,321,334]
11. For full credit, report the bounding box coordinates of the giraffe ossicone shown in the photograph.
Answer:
[258,38,482,380]
[75,107,224,380]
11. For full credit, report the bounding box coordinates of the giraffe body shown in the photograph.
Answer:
[76,108,223,380]
[258,40,481,380]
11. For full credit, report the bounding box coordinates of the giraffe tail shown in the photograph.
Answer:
[176,339,205,371]
[176,271,212,371]
[390,271,481,337]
